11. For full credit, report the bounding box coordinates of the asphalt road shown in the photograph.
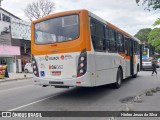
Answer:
[0,71,160,120]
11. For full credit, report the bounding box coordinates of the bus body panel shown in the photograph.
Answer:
[94,52,125,86]
[34,72,92,87]
[34,52,79,79]
[126,60,131,77]
[33,51,96,87]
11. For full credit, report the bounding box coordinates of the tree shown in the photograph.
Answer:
[148,28,160,51]
[134,28,152,43]
[24,0,55,21]
[136,0,160,10]
[153,18,160,26]
[136,0,160,51]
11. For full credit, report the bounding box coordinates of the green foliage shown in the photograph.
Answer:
[136,0,160,51]
[153,18,160,26]
[134,28,152,43]
[148,28,160,51]
[136,0,160,10]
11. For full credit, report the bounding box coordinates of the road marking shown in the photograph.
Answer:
[8,94,59,111]
[0,85,33,93]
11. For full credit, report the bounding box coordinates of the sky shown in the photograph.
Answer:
[1,0,159,35]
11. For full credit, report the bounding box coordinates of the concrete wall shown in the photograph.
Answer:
[0,9,11,35]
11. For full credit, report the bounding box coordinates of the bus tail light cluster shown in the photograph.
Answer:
[32,55,39,77]
[77,49,87,77]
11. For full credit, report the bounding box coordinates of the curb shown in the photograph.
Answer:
[0,77,33,83]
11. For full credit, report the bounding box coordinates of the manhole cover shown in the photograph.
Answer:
[119,96,135,103]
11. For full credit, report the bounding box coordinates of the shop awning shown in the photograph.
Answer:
[0,45,20,55]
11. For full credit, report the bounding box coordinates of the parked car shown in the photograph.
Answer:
[142,57,159,70]
[157,58,160,63]
[24,63,33,73]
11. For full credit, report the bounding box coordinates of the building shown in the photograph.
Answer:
[0,7,31,73]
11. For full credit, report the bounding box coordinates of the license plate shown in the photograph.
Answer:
[51,71,61,76]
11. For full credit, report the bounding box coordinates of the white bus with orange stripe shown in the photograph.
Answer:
[31,9,141,88]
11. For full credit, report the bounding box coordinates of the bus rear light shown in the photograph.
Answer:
[33,65,36,69]
[79,69,84,73]
[32,55,39,77]
[34,71,37,74]
[77,74,82,77]
[77,49,87,77]
[80,57,85,61]
[76,82,81,84]
[80,63,84,67]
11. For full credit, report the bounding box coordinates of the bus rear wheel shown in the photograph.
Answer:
[113,68,122,89]
[132,73,137,78]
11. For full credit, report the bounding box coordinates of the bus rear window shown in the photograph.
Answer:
[34,15,79,44]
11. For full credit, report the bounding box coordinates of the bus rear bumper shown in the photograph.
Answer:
[33,72,93,87]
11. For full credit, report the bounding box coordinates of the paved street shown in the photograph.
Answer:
[0,71,160,120]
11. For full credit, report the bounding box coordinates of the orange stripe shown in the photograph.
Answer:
[118,53,137,63]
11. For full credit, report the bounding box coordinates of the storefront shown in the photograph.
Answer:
[0,45,20,73]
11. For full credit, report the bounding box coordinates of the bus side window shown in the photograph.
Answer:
[124,37,130,56]
[124,40,128,55]
[90,18,106,52]
[106,27,116,52]
[137,42,140,55]
[133,41,137,54]
[117,32,124,53]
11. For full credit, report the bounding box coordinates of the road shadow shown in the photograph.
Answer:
[20,77,144,111]
[52,85,114,100]
[39,76,140,102]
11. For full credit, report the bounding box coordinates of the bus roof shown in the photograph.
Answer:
[32,9,141,44]
[88,10,141,44]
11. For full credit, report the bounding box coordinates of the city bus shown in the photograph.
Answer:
[31,9,141,89]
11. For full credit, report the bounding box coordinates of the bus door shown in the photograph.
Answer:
[130,40,134,76]
[140,44,143,70]
[124,38,134,77]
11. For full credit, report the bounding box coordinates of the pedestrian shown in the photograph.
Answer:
[152,56,157,76]
[2,62,9,78]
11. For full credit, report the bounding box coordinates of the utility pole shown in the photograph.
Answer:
[0,0,3,7]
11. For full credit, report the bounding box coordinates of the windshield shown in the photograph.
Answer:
[34,15,79,44]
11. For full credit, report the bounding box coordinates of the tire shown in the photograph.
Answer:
[132,73,137,78]
[24,69,29,73]
[113,68,122,89]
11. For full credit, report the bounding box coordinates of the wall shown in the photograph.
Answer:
[0,9,11,35]
[11,18,31,40]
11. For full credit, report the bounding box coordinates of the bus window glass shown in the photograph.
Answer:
[124,37,130,56]
[90,18,106,52]
[90,20,96,36]
[97,23,105,38]
[34,15,79,44]
[62,15,78,27]
[106,27,116,52]
[117,33,124,52]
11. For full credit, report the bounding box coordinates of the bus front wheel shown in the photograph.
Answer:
[113,68,122,89]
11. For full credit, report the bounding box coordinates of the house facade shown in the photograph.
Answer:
[0,7,31,73]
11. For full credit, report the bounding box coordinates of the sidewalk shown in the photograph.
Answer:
[0,73,33,82]
[116,71,160,113]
